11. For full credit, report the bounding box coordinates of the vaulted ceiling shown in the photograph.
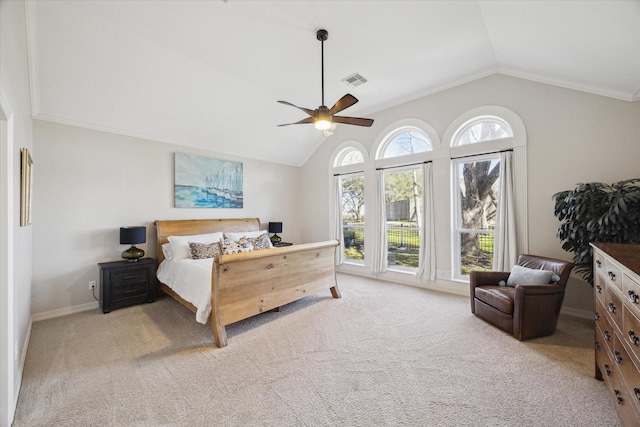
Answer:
[26,1,640,166]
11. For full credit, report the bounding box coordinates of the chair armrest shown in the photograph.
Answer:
[470,271,511,288]
[514,283,564,298]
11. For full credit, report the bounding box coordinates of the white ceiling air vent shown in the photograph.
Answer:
[341,73,368,88]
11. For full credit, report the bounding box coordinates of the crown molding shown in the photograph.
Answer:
[24,0,40,118]
[32,113,303,167]
[498,67,637,103]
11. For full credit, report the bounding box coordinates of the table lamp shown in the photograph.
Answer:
[268,222,282,245]
[120,226,146,261]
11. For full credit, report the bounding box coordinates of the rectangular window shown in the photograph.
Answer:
[341,174,365,264]
[454,156,500,278]
[384,167,423,271]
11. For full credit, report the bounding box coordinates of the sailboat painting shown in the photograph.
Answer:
[174,153,243,208]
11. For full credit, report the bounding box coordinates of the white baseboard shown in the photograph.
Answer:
[31,301,99,323]
[13,318,31,420]
[337,267,469,297]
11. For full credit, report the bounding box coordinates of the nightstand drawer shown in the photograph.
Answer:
[111,267,150,286]
[112,281,148,302]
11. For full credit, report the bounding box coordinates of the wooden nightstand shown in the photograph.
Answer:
[273,242,293,247]
[98,258,157,313]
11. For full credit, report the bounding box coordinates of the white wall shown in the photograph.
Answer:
[0,0,34,423]
[32,120,302,316]
[300,74,640,314]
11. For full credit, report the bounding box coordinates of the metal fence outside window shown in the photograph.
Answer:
[387,223,420,268]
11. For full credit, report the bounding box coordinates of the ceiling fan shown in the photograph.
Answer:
[277,29,374,130]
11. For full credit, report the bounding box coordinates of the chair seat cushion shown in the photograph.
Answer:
[474,285,515,315]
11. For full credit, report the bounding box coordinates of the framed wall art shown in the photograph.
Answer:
[174,152,243,208]
[20,148,33,226]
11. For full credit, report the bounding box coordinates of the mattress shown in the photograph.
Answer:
[156,258,213,324]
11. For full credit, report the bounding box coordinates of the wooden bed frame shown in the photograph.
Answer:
[154,218,341,348]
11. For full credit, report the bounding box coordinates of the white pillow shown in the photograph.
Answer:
[168,232,224,260]
[506,265,555,287]
[161,243,174,261]
[225,230,270,241]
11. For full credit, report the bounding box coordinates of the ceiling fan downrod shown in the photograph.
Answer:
[317,29,328,108]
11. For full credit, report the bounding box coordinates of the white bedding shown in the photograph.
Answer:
[156,258,213,324]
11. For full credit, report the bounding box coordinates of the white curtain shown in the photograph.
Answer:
[493,151,517,271]
[333,175,344,266]
[415,162,436,281]
[372,169,387,273]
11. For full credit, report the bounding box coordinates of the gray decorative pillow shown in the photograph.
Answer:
[189,242,221,259]
[506,265,557,287]
[240,233,272,251]
[220,237,254,255]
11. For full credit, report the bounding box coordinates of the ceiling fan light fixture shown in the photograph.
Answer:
[314,105,331,130]
[314,118,332,130]
[313,119,331,130]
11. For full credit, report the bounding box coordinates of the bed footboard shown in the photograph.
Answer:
[211,240,340,347]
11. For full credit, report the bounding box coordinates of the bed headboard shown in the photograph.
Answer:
[154,218,261,265]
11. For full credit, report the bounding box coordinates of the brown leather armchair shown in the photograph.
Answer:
[470,254,574,340]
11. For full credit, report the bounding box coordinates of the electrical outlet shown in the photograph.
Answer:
[89,280,97,290]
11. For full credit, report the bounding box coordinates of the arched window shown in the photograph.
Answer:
[445,107,526,280]
[330,142,368,266]
[334,147,364,167]
[379,128,432,159]
[453,116,513,146]
[373,123,438,275]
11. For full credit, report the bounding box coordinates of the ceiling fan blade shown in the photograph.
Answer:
[332,115,374,127]
[328,94,359,116]
[277,117,314,127]
[277,100,316,117]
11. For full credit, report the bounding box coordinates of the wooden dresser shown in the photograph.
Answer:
[592,243,640,426]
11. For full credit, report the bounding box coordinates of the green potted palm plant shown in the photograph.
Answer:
[552,178,640,285]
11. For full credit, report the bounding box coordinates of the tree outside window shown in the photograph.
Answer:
[455,157,500,276]
[341,175,365,262]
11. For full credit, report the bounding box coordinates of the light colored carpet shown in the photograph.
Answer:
[13,273,619,426]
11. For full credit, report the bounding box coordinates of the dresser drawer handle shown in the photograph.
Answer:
[596,285,603,294]
[634,388,640,403]
[629,330,640,346]
[595,311,600,321]
[123,289,139,294]
[615,389,623,405]
[604,331,612,341]
[615,350,623,364]
[595,341,600,350]
[605,364,612,376]
[629,290,640,304]
[123,275,140,280]
[609,271,617,281]
[609,302,617,314]
[596,260,602,268]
